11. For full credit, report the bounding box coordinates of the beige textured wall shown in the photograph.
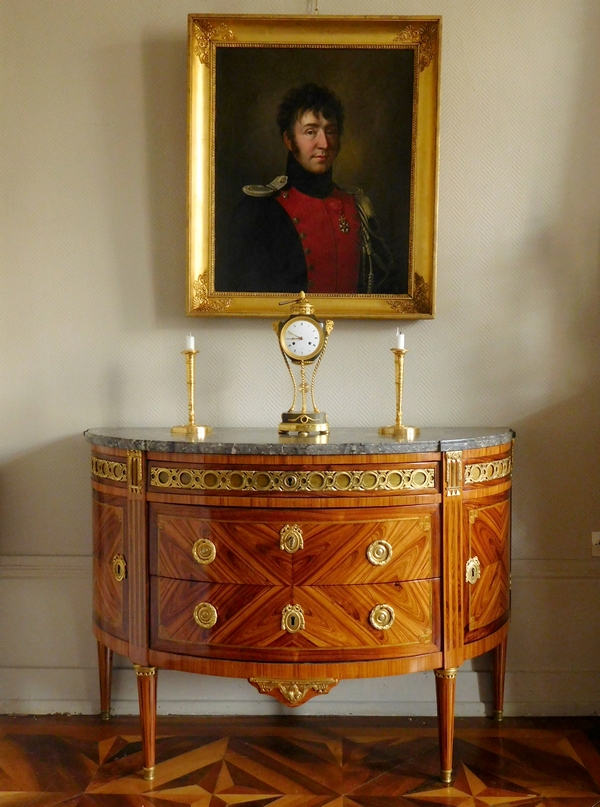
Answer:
[1,0,599,715]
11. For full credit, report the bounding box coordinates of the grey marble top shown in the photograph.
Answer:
[84,426,515,456]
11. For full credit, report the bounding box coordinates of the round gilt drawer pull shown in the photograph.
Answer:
[367,539,393,566]
[369,603,395,630]
[193,602,217,629]
[192,537,216,565]
[280,524,304,554]
[281,603,305,633]
[112,553,127,582]
[466,556,481,585]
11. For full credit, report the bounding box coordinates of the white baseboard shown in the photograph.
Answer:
[0,667,598,717]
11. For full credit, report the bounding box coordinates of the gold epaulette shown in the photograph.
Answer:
[349,189,376,219]
[242,175,288,197]
[342,185,364,196]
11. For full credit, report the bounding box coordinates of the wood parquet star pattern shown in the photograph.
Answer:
[0,716,599,806]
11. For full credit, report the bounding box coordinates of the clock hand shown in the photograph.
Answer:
[287,332,303,339]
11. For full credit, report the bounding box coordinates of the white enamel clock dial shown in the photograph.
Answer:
[280,316,324,360]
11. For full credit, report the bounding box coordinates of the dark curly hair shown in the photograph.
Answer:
[276,83,345,141]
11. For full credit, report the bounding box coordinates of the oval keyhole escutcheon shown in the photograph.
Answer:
[280,524,304,554]
[465,556,481,585]
[112,553,127,582]
[281,603,305,633]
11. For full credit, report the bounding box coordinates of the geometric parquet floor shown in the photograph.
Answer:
[0,715,599,806]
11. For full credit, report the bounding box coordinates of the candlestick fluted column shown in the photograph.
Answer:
[378,348,419,440]
[171,349,212,438]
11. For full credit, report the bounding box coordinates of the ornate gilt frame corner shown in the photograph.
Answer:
[187,14,440,320]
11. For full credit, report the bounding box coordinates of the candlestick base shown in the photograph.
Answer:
[171,424,212,438]
[378,425,420,440]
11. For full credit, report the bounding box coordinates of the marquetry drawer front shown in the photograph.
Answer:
[150,577,440,662]
[293,507,439,585]
[464,496,510,641]
[149,505,292,585]
[92,493,128,642]
[150,504,438,586]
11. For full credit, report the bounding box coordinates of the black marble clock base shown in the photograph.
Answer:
[278,411,329,436]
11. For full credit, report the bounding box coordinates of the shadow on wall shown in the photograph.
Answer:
[511,385,600,560]
[0,436,91,556]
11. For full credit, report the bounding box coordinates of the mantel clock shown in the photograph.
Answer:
[273,292,333,436]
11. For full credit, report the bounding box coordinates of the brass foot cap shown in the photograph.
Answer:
[493,709,504,722]
[143,766,155,781]
[440,769,453,785]
[100,709,111,721]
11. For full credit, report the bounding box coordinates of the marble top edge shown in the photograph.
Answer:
[84,426,515,455]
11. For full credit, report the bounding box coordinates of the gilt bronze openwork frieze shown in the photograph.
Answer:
[91,457,127,483]
[464,457,512,485]
[149,466,435,493]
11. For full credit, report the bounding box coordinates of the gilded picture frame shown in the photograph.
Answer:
[187,15,440,319]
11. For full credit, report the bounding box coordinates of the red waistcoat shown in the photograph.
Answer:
[276,186,361,293]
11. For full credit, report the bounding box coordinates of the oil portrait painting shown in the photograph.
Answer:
[187,16,440,319]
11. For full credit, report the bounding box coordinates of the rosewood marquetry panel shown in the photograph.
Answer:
[291,581,440,660]
[293,506,439,585]
[92,491,128,641]
[463,494,511,642]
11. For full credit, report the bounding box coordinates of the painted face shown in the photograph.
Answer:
[283,110,340,174]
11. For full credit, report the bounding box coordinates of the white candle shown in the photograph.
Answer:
[395,328,405,349]
[186,333,195,351]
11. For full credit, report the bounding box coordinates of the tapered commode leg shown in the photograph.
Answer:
[97,641,113,721]
[492,636,507,721]
[435,667,458,785]
[134,664,157,781]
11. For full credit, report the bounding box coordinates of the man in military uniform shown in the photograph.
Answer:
[219,83,394,294]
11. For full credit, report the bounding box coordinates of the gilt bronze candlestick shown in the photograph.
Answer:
[378,348,419,440]
[171,349,212,438]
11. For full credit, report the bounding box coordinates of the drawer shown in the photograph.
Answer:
[150,576,440,662]
[293,507,439,584]
[149,503,438,585]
